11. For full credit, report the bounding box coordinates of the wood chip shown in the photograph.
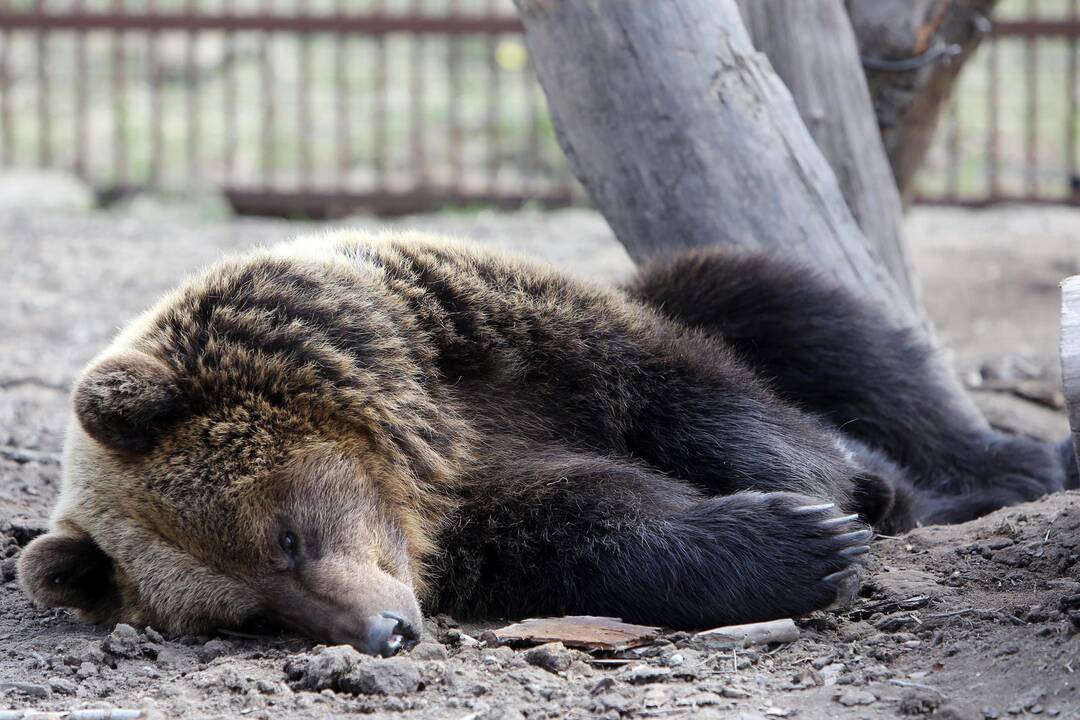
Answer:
[492,615,661,652]
[695,618,800,647]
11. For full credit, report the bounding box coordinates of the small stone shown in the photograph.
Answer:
[722,686,752,699]
[0,681,51,698]
[76,661,99,679]
[47,676,77,696]
[820,663,846,686]
[341,658,423,695]
[522,643,575,674]
[144,627,165,644]
[102,623,143,658]
[408,642,448,661]
[285,645,363,691]
[837,689,876,706]
[618,664,670,685]
[899,688,943,715]
[589,677,617,695]
[197,638,231,663]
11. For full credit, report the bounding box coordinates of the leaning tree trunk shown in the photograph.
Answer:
[514,0,991,430]
[847,0,1000,202]
[514,0,912,321]
[735,0,916,305]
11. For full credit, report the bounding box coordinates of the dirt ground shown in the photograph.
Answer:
[2,200,1080,719]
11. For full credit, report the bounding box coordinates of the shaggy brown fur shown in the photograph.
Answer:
[21,231,1059,654]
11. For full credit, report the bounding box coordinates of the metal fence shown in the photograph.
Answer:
[0,1,1076,216]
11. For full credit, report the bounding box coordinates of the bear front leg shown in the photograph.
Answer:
[565,491,872,628]
[433,445,871,629]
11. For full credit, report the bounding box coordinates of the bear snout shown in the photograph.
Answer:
[259,567,423,657]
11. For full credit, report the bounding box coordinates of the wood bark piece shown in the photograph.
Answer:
[1059,276,1080,468]
[695,618,800,647]
[513,0,915,324]
[847,0,1001,201]
[492,615,661,652]
[735,0,915,304]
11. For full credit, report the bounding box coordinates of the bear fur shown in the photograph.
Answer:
[17,232,1068,653]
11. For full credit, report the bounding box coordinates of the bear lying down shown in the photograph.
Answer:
[19,232,1070,656]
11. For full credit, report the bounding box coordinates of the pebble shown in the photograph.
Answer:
[0,681,51,698]
[409,642,449,661]
[340,659,423,695]
[522,643,575,674]
[197,638,231,663]
[47,675,77,695]
[617,665,670,685]
[836,689,876,706]
[284,645,422,695]
[102,623,143,659]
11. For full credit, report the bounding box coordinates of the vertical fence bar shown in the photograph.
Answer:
[986,35,1000,198]
[223,0,238,185]
[335,0,350,185]
[1025,0,1040,196]
[373,0,388,188]
[260,0,275,187]
[148,0,162,186]
[485,0,501,191]
[297,8,312,190]
[186,0,200,188]
[1068,0,1079,201]
[410,0,427,188]
[0,24,10,167]
[447,0,463,187]
[35,0,50,167]
[73,0,88,178]
[946,99,960,200]
[112,0,128,186]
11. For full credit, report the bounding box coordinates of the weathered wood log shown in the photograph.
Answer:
[695,618,800,648]
[513,0,914,322]
[515,0,992,432]
[1060,277,1080,468]
[847,0,1000,201]
[735,0,916,304]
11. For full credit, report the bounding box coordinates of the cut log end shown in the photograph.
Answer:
[1059,276,1080,468]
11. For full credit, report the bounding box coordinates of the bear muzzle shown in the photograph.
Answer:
[259,569,422,657]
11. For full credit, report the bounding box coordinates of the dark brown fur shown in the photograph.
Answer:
[20,232,1063,651]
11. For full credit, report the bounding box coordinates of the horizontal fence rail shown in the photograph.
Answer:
[0,2,1075,216]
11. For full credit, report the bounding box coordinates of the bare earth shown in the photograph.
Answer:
[2,202,1080,719]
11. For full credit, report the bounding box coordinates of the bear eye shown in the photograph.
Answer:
[279,530,298,557]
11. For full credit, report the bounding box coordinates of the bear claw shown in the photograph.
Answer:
[818,513,860,529]
[792,502,837,514]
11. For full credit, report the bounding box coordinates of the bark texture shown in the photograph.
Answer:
[847,0,1000,201]
[736,0,916,304]
[514,0,916,321]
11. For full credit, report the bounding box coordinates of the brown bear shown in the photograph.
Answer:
[17,231,1067,657]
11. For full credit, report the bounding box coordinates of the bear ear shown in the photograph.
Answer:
[74,351,183,453]
[17,530,121,623]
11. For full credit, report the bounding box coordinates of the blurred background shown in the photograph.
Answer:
[0,0,1075,217]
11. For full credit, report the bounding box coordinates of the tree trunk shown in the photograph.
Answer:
[513,0,915,322]
[515,0,991,432]
[847,0,1000,201]
[735,0,915,305]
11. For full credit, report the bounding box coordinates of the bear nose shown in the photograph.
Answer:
[362,610,420,657]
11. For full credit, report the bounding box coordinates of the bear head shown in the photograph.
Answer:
[17,242,466,656]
